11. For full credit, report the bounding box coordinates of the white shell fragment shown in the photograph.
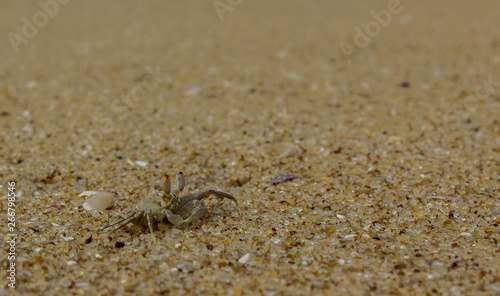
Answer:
[82,192,116,211]
[135,160,148,167]
[238,253,250,264]
[61,235,75,242]
[78,191,98,197]
[344,234,358,239]
[460,232,472,237]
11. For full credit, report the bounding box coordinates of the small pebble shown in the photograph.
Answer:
[67,261,77,266]
[261,142,295,158]
[238,253,250,264]
[432,261,444,267]
[25,80,38,89]
[184,86,201,95]
[83,192,116,211]
[136,160,148,167]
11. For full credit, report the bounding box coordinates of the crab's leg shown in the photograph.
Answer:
[145,209,156,241]
[87,209,136,235]
[86,210,140,239]
[107,210,143,234]
[179,190,239,211]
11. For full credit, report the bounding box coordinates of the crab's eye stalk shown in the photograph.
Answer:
[161,174,171,193]
[176,171,185,192]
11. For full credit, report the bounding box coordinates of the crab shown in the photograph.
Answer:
[86,171,239,242]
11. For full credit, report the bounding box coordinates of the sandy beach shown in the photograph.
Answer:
[0,0,499,295]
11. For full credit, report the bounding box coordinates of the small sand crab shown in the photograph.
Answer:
[86,172,239,242]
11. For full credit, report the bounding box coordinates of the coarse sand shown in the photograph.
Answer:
[0,1,499,295]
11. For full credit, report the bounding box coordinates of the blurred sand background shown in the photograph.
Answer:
[0,0,499,295]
